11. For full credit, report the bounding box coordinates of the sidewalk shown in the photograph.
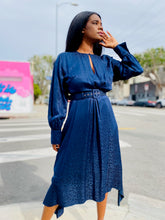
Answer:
[0,104,48,120]
[26,104,48,119]
[0,193,165,220]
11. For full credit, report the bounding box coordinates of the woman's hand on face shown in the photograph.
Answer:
[99,31,119,49]
[52,144,60,152]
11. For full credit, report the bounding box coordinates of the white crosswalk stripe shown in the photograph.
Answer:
[113,107,165,117]
[115,111,145,116]
[129,108,165,116]
[0,126,49,132]
[0,122,48,127]
[0,134,50,143]
[0,140,131,164]
[0,118,132,164]
[0,147,55,164]
[120,140,132,148]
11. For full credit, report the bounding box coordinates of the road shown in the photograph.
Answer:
[0,105,165,219]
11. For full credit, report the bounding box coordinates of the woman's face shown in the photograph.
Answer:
[82,14,104,43]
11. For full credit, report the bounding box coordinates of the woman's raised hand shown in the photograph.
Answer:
[52,144,60,152]
[99,31,119,49]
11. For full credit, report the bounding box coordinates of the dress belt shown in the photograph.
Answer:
[70,89,107,100]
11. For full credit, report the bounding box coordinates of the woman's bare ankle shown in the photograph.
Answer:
[41,204,59,220]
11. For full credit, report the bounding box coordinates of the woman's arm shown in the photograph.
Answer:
[99,31,143,81]
[48,53,68,146]
[111,42,144,81]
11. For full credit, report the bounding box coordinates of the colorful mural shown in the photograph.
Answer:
[0,61,33,114]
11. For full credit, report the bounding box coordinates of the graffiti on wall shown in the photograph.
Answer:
[0,61,33,114]
[0,83,17,110]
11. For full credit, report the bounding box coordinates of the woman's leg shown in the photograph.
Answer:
[96,192,108,220]
[41,204,59,220]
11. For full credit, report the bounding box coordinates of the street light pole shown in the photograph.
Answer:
[55,1,78,58]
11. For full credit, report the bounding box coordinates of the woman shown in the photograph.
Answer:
[41,11,143,220]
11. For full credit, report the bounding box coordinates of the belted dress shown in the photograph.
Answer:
[43,42,143,218]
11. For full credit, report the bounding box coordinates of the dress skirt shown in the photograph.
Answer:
[43,94,124,218]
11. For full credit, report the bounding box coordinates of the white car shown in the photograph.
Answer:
[155,98,165,108]
[109,98,120,105]
[117,98,135,106]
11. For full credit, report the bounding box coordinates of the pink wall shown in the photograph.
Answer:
[0,61,33,111]
[0,61,33,97]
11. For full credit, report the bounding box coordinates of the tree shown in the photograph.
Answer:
[134,47,165,98]
[29,55,55,103]
[33,83,42,102]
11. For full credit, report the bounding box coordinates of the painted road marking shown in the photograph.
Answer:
[0,147,55,164]
[0,140,131,164]
[114,108,165,116]
[0,134,50,143]
[120,140,132,148]
[0,126,49,132]
[0,122,48,127]
[0,119,46,123]
[115,111,145,117]
[128,109,165,116]
[0,132,131,148]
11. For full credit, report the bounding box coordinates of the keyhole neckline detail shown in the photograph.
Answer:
[88,53,96,74]
[75,51,97,74]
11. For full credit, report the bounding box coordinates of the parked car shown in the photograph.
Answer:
[134,98,157,107]
[155,98,165,108]
[116,98,135,106]
[109,98,120,105]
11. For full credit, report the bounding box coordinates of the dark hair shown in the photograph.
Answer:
[65,11,102,56]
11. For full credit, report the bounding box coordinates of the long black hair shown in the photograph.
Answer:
[65,11,103,56]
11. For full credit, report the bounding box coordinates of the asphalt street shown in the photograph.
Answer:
[0,104,165,219]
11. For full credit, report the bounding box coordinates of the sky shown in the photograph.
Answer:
[0,0,164,62]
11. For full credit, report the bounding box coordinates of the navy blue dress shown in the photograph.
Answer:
[43,42,143,218]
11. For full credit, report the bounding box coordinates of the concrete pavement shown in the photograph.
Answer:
[0,193,165,220]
